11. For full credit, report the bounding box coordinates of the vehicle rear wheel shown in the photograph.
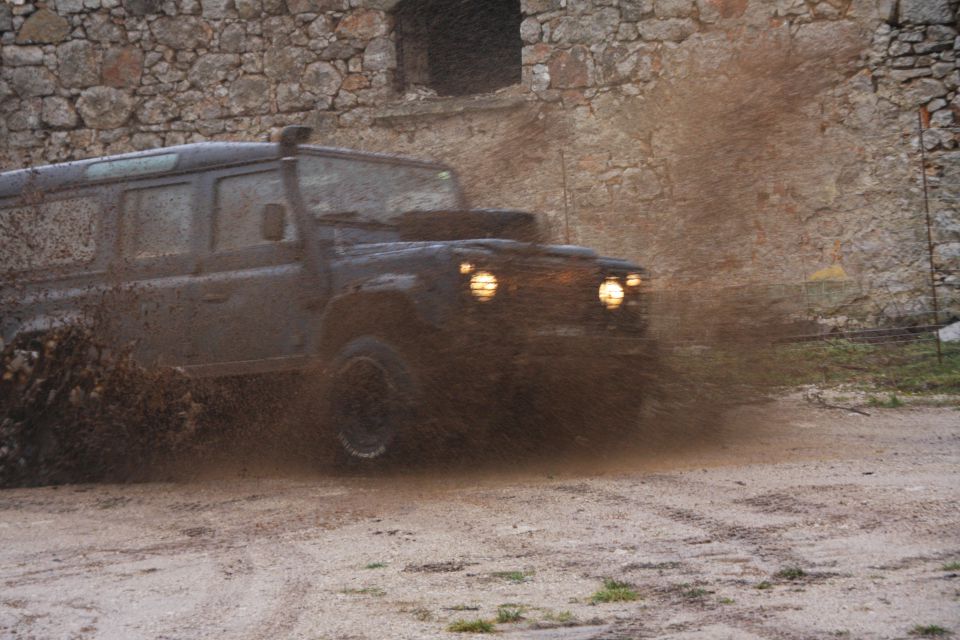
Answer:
[324,337,418,465]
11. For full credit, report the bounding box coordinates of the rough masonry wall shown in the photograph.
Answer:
[0,0,958,326]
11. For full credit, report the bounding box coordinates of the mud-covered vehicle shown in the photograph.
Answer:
[0,126,651,463]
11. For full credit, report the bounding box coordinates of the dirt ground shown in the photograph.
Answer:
[0,397,958,640]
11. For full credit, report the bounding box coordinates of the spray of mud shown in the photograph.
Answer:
[0,24,871,487]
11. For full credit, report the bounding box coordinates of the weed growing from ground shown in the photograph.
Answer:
[756,581,773,590]
[447,619,494,633]
[681,586,713,599]
[910,625,951,637]
[868,394,904,408]
[591,579,639,604]
[542,610,575,623]
[776,566,807,581]
[492,570,533,583]
[364,562,387,569]
[496,606,524,623]
[942,562,960,571]
[340,587,386,597]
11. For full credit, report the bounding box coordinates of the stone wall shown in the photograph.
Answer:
[1,0,958,326]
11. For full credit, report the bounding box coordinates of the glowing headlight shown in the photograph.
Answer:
[470,271,498,302]
[598,277,625,310]
[625,273,642,287]
[459,261,475,275]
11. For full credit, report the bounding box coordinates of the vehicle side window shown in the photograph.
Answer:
[214,170,296,252]
[121,183,193,259]
[0,196,99,273]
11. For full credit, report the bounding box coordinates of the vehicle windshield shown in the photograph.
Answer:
[298,154,461,224]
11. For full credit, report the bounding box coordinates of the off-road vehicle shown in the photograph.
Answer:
[0,126,651,461]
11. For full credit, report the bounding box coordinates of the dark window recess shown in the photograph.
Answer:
[396,0,522,97]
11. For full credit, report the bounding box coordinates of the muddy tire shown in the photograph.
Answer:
[324,336,418,466]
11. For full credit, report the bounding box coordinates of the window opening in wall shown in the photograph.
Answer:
[395,0,522,97]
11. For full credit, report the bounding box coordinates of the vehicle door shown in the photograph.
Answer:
[109,177,199,367]
[0,188,107,342]
[189,163,308,373]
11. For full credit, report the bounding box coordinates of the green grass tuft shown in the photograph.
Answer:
[496,606,524,623]
[910,625,951,637]
[492,570,533,583]
[591,579,639,604]
[340,587,386,597]
[775,566,807,581]
[755,581,773,590]
[868,393,904,408]
[542,610,575,623]
[447,619,495,633]
[681,586,713,599]
[364,562,387,569]
[941,561,960,571]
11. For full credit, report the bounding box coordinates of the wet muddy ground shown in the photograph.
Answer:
[0,397,958,640]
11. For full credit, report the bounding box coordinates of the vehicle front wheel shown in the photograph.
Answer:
[323,336,418,465]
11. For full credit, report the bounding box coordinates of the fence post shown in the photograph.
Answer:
[917,110,944,365]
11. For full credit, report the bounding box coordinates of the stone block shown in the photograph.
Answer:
[41,95,78,128]
[654,0,694,19]
[84,14,125,42]
[303,60,341,95]
[9,66,57,96]
[520,16,541,43]
[228,75,270,114]
[621,0,654,21]
[136,95,178,122]
[898,0,954,25]
[56,40,100,87]
[548,45,594,88]
[151,16,210,49]
[335,9,389,40]
[187,52,238,87]
[362,36,395,71]
[2,44,44,65]
[637,18,696,42]
[0,4,13,32]
[76,85,134,128]
[101,46,143,87]
[16,9,70,43]
[264,46,312,82]
[122,0,162,14]
[55,0,86,13]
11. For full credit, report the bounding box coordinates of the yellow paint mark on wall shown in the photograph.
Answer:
[808,264,848,282]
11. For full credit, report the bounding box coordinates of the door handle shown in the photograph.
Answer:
[201,292,230,304]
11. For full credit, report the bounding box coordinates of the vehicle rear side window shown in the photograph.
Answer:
[214,170,296,252]
[0,196,99,273]
[122,183,193,259]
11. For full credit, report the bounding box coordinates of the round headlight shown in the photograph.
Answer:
[459,261,475,275]
[470,271,498,302]
[598,277,624,310]
[625,273,642,287]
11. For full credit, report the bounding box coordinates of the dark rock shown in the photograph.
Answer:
[16,9,70,44]
[123,0,162,15]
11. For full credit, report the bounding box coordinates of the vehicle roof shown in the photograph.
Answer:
[0,142,453,201]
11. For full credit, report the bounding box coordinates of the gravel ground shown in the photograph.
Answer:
[0,398,958,640]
